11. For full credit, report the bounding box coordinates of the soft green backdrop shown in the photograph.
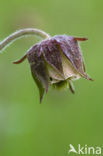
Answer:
[0,0,103,156]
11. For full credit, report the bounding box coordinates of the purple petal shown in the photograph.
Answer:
[27,44,49,102]
[41,39,64,77]
[54,35,92,80]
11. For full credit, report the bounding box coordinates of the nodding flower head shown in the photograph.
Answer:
[0,29,93,103]
[14,35,92,102]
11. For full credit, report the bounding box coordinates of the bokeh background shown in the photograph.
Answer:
[0,0,103,156]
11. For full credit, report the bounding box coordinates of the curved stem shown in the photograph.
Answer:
[0,28,50,52]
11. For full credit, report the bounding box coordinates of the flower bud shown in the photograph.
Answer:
[14,35,92,102]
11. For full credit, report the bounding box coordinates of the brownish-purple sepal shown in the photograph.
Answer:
[13,54,27,64]
[74,37,88,42]
[41,39,64,77]
[53,35,92,81]
[27,44,49,102]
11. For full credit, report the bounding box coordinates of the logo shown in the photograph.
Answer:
[68,144,102,155]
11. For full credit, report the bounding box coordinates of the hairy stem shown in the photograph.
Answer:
[0,28,50,52]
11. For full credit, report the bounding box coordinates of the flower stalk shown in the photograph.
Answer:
[0,28,50,52]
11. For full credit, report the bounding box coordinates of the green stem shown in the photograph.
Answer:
[0,28,50,52]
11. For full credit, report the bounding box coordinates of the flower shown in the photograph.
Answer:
[13,35,92,102]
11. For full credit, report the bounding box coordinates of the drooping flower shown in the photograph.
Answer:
[13,35,93,102]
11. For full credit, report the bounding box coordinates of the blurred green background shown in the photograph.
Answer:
[0,0,103,156]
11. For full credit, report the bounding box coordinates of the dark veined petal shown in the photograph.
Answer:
[53,35,92,80]
[41,39,64,78]
[27,44,49,102]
